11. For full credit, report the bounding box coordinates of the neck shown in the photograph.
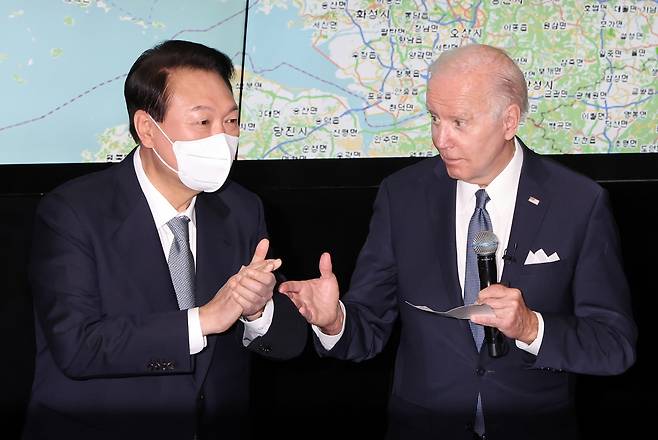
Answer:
[139,147,197,212]
[478,138,516,188]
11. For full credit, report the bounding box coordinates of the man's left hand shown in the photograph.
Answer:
[470,284,538,345]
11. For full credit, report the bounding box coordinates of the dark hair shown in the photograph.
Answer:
[124,40,235,143]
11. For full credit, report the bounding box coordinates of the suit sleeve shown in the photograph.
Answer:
[30,193,192,379]
[244,196,308,360]
[314,180,400,362]
[534,189,637,375]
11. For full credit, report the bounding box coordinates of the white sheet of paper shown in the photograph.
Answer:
[405,301,494,320]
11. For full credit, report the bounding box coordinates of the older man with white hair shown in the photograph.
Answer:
[281,44,637,440]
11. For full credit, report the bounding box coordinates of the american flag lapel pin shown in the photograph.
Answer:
[528,196,540,206]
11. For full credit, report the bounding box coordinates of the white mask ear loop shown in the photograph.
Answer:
[146,114,178,174]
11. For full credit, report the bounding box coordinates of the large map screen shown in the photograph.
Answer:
[1,1,656,164]
[239,0,657,158]
[0,0,247,164]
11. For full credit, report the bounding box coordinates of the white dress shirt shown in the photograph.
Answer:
[133,148,273,354]
[316,139,544,355]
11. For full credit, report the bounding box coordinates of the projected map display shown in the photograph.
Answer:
[0,0,246,164]
[238,0,657,158]
[0,1,656,163]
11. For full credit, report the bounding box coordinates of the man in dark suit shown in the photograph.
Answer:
[280,44,637,439]
[24,40,306,440]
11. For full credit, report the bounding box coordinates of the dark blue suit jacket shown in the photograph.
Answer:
[24,151,306,440]
[317,142,637,440]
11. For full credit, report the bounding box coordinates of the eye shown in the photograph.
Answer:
[454,119,464,128]
[429,113,439,124]
[199,119,210,126]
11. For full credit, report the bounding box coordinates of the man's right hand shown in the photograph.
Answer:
[199,239,281,335]
[279,252,342,335]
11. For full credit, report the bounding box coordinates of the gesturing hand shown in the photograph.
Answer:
[279,252,342,335]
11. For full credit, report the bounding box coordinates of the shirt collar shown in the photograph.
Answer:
[133,147,197,230]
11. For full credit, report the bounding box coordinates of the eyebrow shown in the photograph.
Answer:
[188,105,213,112]
[188,104,239,113]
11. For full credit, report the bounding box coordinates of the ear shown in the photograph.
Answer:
[134,110,157,149]
[502,103,521,141]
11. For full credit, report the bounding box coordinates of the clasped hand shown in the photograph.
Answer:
[200,238,280,335]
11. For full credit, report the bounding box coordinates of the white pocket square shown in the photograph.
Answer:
[524,249,560,265]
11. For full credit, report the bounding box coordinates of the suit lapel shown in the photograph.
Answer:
[424,163,480,353]
[192,192,236,387]
[501,142,551,287]
[111,152,179,312]
[424,168,462,309]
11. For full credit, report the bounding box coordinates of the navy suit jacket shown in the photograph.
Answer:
[24,151,307,440]
[317,142,637,440]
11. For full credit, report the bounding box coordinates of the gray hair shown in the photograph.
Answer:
[428,44,528,119]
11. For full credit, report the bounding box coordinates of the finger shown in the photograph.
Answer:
[232,293,261,314]
[470,314,498,327]
[225,275,240,291]
[234,283,272,302]
[250,238,270,264]
[477,289,507,302]
[279,280,303,294]
[319,252,333,279]
[244,258,281,273]
[241,268,277,287]
[479,284,517,300]
[237,276,275,298]
[485,300,512,311]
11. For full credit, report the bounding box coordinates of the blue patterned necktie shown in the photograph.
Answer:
[167,216,196,310]
[464,189,492,349]
[463,188,492,437]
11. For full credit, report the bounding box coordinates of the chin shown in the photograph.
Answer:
[444,165,467,181]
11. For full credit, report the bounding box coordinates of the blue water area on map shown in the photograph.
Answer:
[245,4,366,104]
[0,1,246,164]
[247,4,419,156]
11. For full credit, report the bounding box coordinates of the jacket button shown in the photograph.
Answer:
[476,367,486,376]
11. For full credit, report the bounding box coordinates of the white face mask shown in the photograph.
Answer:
[147,114,238,192]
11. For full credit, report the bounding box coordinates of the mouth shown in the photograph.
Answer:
[440,156,462,164]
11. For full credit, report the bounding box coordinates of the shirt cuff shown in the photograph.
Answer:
[187,307,207,355]
[240,298,274,346]
[312,301,346,351]
[515,311,544,356]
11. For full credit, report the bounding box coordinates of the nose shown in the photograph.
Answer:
[432,122,451,151]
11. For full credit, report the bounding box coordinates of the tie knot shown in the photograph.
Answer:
[167,216,191,241]
[475,189,490,210]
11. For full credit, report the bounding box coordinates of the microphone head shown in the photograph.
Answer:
[473,230,499,256]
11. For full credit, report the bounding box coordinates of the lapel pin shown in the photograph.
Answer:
[528,196,540,206]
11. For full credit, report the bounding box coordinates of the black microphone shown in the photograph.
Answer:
[472,230,507,358]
